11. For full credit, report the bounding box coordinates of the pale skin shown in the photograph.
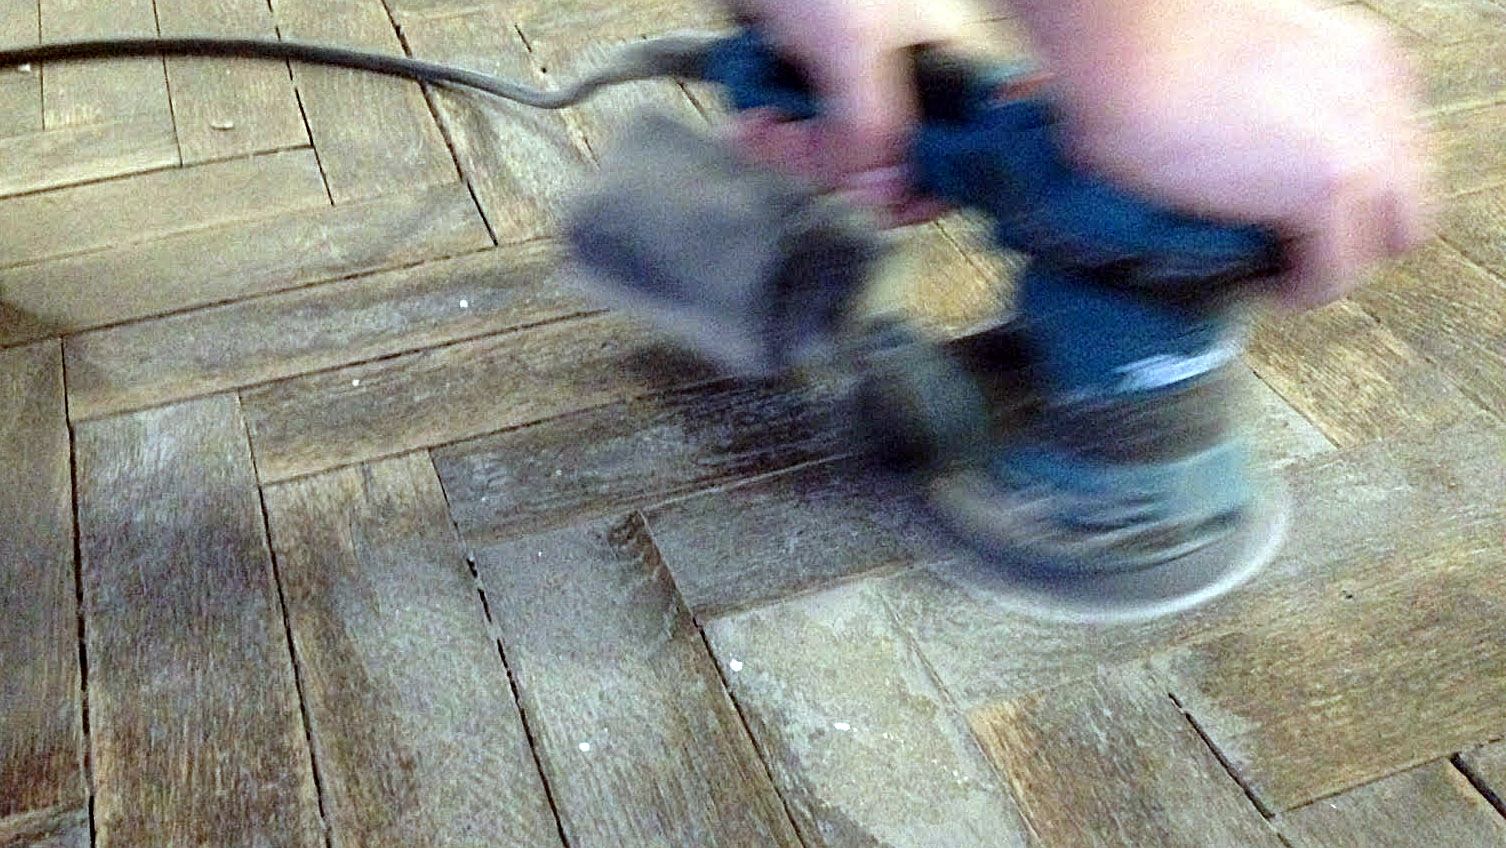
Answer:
[728,0,1431,310]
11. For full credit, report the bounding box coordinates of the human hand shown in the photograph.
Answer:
[1011,0,1430,309]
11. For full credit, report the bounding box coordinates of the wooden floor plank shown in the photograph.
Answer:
[38,0,169,129]
[0,0,41,138]
[1351,241,1506,415]
[270,0,457,203]
[969,666,1283,848]
[74,395,323,847]
[154,0,309,164]
[1441,182,1506,275]
[1246,299,1479,446]
[1457,740,1506,811]
[1433,103,1506,197]
[499,0,728,41]
[1421,37,1506,113]
[432,375,846,546]
[0,115,178,201]
[644,457,952,618]
[0,181,490,346]
[880,417,1503,707]
[242,311,718,483]
[1275,760,1506,848]
[1,149,327,269]
[262,452,561,848]
[0,342,85,840]
[65,242,578,421]
[399,7,593,243]
[467,513,802,848]
[703,580,1034,848]
[1362,0,1506,45]
[0,805,88,848]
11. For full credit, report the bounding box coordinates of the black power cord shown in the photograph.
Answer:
[0,34,722,109]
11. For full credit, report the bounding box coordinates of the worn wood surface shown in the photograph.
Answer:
[704,580,1035,848]
[0,805,88,848]
[468,513,801,848]
[38,0,168,129]
[1276,761,1506,847]
[646,457,952,618]
[0,0,40,138]
[432,375,845,545]
[1456,740,1506,812]
[64,241,579,420]
[1420,37,1506,113]
[271,0,456,203]
[0,343,83,831]
[0,182,489,345]
[154,0,309,164]
[74,395,323,847]
[263,453,560,848]
[970,666,1282,847]
[0,116,178,200]
[1362,0,1506,45]
[1433,103,1506,196]
[400,7,593,243]
[1442,182,1506,274]
[243,311,717,483]
[1246,299,1479,446]
[0,149,327,269]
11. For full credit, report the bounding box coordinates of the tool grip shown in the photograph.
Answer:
[703,28,1285,291]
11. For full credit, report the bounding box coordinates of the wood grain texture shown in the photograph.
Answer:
[0,182,489,345]
[1457,740,1506,812]
[64,242,581,420]
[1421,37,1506,113]
[704,580,1034,848]
[1442,181,1506,275]
[0,149,326,269]
[242,311,718,483]
[74,394,323,847]
[0,805,88,848]
[1433,103,1506,196]
[433,375,846,545]
[400,8,593,243]
[38,0,169,128]
[970,666,1282,848]
[469,513,801,848]
[881,417,1504,707]
[154,0,309,164]
[0,116,178,200]
[1276,761,1506,848]
[1246,299,1479,446]
[0,343,83,828]
[271,0,456,203]
[0,0,40,138]
[1351,241,1506,415]
[262,453,560,848]
[865,223,1019,337]
[644,457,952,618]
[1363,0,1506,44]
[493,0,728,42]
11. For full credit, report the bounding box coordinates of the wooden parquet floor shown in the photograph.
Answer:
[3,1,1505,845]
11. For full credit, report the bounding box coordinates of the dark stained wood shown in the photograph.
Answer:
[970,666,1283,847]
[64,242,583,420]
[0,116,178,200]
[1351,240,1506,415]
[1246,299,1479,446]
[0,149,327,269]
[399,7,594,243]
[1362,0,1506,45]
[154,0,309,164]
[74,394,323,847]
[1276,761,1506,847]
[1433,103,1506,197]
[242,311,719,483]
[469,513,802,848]
[0,182,490,346]
[262,452,561,848]
[433,375,846,545]
[880,417,1504,707]
[704,580,1035,848]
[0,0,40,138]
[271,0,457,203]
[38,0,169,128]
[644,456,952,617]
[0,343,84,834]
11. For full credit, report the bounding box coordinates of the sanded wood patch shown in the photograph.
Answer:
[1420,36,1506,113]
[0,149,327,269]
[242,311,718,483]
[704,580,1034,848]
[263,453,560,848]
[0,116,178,200]
[1276,760,1506,847]
[1441,182,1506,275]
[155,0,309,164]
[970,666,1282,847]
[0,182,489,346]
[0,342,84,833]
[271,0,457,203]
[468,513,801,847]
[75,395,323,847]
[1433,103,1506,197]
